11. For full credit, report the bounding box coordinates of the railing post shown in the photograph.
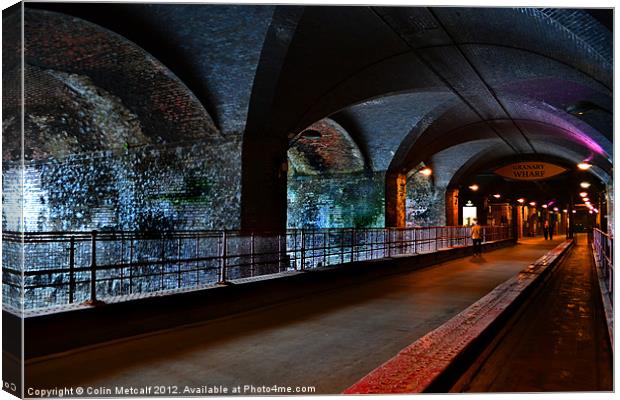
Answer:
[250,232,256,276]
[129,238,134,294]
[160,238,165,290]
[177,237,182,288]
[90,230,98,303]
[195,236,200,285]
[219,231,228,284]
[340,230,345,264]
[68,237,75,304]
[278,233,284,272]
[351,228,355,262]
[300,230,306,271]
[323,231,327,266]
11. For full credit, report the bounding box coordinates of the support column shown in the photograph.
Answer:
[241,135,288,233]
[445,187,459,226]
[511,205,519,241]
[385,172,407,227]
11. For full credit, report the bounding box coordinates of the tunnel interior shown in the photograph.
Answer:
[3,4,613,236]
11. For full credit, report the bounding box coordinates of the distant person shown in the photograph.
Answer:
[543,220,549,240]
[549,220,554,240]
[471,219,482,256]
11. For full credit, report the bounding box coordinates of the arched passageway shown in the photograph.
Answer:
[4,4,612,235]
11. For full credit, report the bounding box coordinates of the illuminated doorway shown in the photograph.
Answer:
[463,203,477,226]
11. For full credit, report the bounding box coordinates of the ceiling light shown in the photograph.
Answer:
[579,192,588,197]
[419,167,432,176]
[577,162,592,170]
[572,210,577,214]
[542,204,548,209]
[529,201,536,206]
[493,194,501,199]
[580,182,591,189]
[469,184,479,191]
[583,198,589,202]
[589,210,593,214]
[566,101,607,116]
[594,208,599,213]
[553,207,559,211]
[563,209,568,213]
[517,198,525,204]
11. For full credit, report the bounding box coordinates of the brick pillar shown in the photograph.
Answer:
[241,135,288,233]
[445,187,459,226]
[385,172,407,227]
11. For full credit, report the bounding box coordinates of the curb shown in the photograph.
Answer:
[343,240,573,394]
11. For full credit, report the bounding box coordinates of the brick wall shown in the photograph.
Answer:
[3,137,242,232]
[406,172,446,226]
[287,172,385,229]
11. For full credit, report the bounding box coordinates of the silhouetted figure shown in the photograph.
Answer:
[471,219,482,256]
[543,220,549,240]
[549,221,554,240]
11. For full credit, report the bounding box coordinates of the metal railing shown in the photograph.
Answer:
[2,225,511,310]
[592,228,613,305]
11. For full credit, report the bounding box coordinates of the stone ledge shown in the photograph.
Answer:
[343,239,573,394]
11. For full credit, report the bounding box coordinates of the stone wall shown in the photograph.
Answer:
[287,172,385,229]
[2,138,241,232]
[2,8,244,234]
[405,173,446,226]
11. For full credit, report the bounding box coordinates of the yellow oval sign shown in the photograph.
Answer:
[494,162,567,181]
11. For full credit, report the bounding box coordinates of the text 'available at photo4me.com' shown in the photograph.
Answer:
[25,384,318,397]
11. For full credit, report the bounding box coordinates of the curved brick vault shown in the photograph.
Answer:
[5,4,613,232]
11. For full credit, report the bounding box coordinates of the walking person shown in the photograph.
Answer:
[543,220,549,240]
[471,219,482,256]
[549,220,554,240]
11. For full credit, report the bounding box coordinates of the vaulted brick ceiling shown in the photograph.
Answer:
[24,4,613,184]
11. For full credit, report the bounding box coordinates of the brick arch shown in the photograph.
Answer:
[22,9,219,153]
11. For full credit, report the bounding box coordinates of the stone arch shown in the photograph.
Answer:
[3,9,240,232]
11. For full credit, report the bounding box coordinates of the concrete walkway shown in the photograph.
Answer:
[459,234,613,392]
[26,237,562,394]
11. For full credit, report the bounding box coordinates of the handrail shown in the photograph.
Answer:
[2,225,512,310]
[592,228,613,306]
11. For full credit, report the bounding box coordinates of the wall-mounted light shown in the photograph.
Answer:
[583,198,590,202]
[594,208,599,213]
[517,198,525,204]
[419,167,433,176]
[589,210,594,214]
[563,209,568,213]
[553,207,559,211]
[579,192,588,197]
[580,182,591,189]
[469,184,479,191]
[572,210,577,214]
[577,162,592,170]
[493,194,501,199]
[529,201,536,206]
[542,204,548,209]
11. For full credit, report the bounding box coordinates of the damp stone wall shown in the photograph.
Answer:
[2,137,242,233]
[287,171,385,229]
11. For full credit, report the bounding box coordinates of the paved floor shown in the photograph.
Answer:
[26,238,562,394]
[460,234,613,392]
